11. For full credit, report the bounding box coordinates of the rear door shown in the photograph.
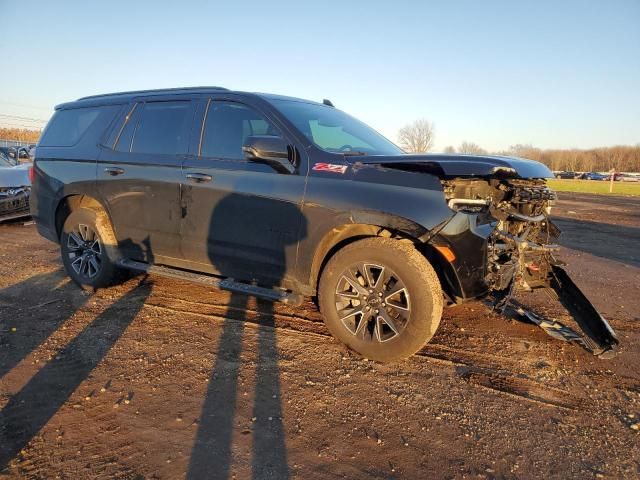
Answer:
[180,96,307,287]
[97,98,196,262]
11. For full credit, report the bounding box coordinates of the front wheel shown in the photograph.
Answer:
[318,237,443,362]
[60,207,123,290]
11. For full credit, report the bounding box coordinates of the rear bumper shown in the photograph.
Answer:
[35,221,58,243]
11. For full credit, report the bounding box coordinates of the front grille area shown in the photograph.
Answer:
[0,191,30,219]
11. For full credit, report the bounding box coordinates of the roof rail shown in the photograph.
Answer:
[77,86,229,101]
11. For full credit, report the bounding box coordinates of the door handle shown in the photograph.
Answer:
[185,172,213,183]
[104,167,125,176]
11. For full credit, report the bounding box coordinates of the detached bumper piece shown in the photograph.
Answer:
[548,265,619,357]
[0,190,30,223]
[492,265,619,358]
[487,217,619,358]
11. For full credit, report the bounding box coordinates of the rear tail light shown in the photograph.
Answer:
[29,166,35,183]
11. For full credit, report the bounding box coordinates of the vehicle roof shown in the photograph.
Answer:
[55,87,322,110]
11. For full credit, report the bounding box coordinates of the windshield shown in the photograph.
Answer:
[271,100,402,156]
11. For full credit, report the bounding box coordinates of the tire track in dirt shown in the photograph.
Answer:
[455,366,580,410]
[143,297,582,411]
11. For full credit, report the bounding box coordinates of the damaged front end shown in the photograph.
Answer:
[440,175,619,357]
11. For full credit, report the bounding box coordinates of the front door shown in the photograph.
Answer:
[180,99,307,287]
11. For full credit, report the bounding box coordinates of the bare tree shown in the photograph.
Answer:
[507,144,540,159]
[443,145,456,154]
[458,141,487,155]
[398,119,435,153]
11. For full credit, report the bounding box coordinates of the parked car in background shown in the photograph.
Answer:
[16,146,30,159]
[578,172,608,180]
[608,172,639,182]
[0,151,31,222]
[555,171,577,179]
[0,147,18,165]
[618,174,640,182]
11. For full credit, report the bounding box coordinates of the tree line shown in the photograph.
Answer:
[494,144,640,173]
[398,119,640,172]
[0,128,42,144]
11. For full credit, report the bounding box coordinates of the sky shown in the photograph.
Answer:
[1,0,639,151]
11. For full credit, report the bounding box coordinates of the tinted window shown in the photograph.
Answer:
[39,107,102,147]
[201,102,280,159]
[130,101,192,155]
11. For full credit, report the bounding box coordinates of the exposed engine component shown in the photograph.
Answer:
[442,177,618,356]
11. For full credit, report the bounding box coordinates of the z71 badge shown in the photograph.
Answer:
[312,163,348,174]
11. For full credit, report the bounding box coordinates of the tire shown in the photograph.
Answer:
[318,237,443,362]
[60,207,122,290]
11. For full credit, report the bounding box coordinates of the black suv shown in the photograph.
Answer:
[31,87,618,361]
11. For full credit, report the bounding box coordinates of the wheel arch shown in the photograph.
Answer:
[54,194,118,248]
[310,220,464,303]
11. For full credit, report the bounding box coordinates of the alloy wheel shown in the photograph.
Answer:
[66,223,103,279]
[334,263,411,342]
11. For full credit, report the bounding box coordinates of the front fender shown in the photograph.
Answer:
[294,165,458,294]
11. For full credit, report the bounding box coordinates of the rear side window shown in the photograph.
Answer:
[39,107,102,147]
[130,101,192,155]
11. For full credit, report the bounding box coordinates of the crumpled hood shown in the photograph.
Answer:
[347,153,553,179]
[0,163,31,187]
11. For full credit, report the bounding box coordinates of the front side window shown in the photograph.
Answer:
[130,101,192,155]
[270,99,402,156]
[200,101,280,159]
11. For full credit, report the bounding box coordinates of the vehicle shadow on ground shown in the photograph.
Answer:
[0,269,89,379]
[0,277,152,470]
[552,217,640,268]
[187,193,306,479]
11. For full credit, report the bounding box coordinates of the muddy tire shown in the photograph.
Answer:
[319,237,443,362]
[60,207,123,290]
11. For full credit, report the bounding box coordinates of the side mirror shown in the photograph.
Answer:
[242,135,295,174]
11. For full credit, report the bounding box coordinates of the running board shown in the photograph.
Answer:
[117,259,304,307]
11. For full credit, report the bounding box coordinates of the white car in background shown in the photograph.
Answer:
[0,151,31,222]
[619,174,640,182]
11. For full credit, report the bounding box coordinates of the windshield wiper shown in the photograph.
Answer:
[341,151,368,156]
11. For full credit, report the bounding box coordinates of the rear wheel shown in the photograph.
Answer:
[60,208,122,290]
[319,237,443,362]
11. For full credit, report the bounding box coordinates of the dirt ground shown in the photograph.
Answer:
[0,192,639,479]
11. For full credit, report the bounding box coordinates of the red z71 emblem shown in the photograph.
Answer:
[312,163,348,174]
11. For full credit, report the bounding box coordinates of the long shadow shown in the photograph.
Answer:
[552,217,640,267]
[0,278,152,469]
[251,299,289,479]
[0,269,88,378]
[188,192,306,479]
[187,295,247,480]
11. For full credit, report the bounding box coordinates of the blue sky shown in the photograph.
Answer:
[1,0,639,151]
